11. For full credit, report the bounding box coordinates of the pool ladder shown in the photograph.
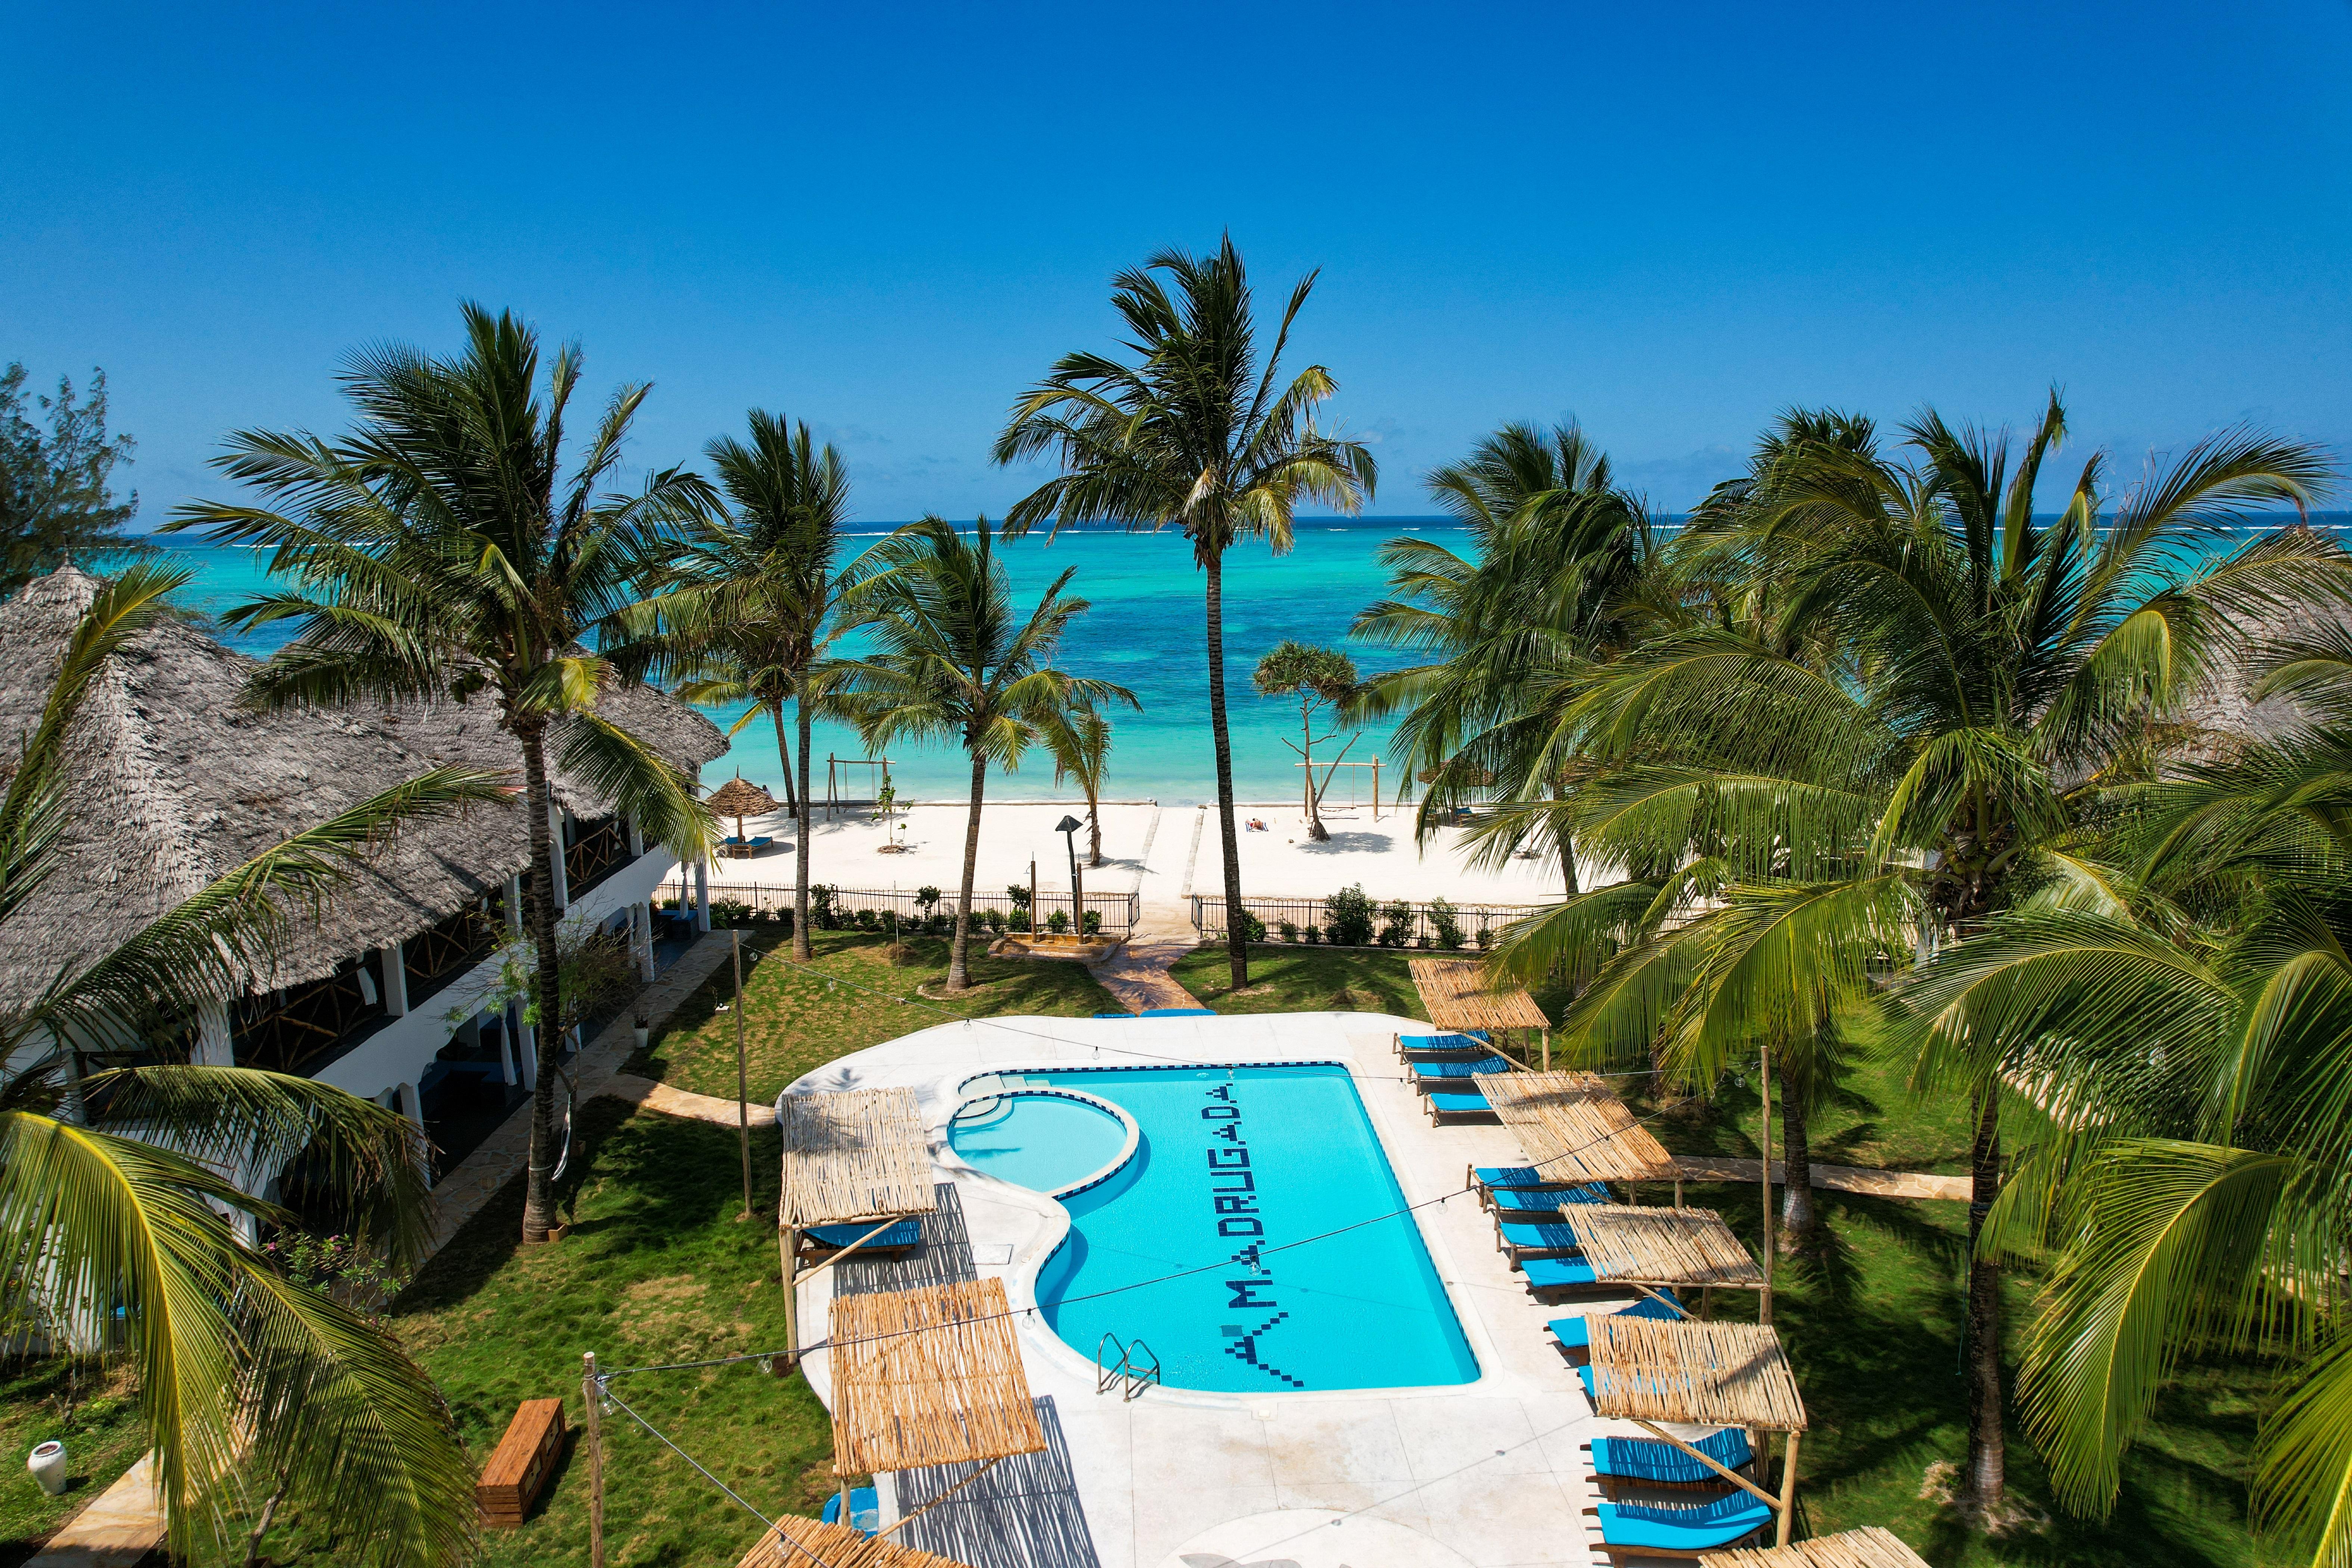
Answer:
[1096,1332,1160,1401]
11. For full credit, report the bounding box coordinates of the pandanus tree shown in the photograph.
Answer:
[1488,395,2336,1518]
[1352,421,1658,895]
[995,237,1376,989]
[837,517,1134,991]
[635,410,881,962]
[0,565,503,1566]
[1252,640,1357,841]
[169,303,717,1245]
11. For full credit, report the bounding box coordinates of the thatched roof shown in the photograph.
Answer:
[1409,958,1549,1032]
[1560,1204,1766,1287]
[0,567,726,1007]
[1480,1072,1680,1183]
[828,1279,1046,1476]
[778,1088,937,1229]
[707,774,779,818]
[1587,1316,1807,1433]
[737,1517,973,1568]
[1702,1527,1929,1568]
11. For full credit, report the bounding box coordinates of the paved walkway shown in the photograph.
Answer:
[605,1072,775,1127]
[1085,807,1207,1014]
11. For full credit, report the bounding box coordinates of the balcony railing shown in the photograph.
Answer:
[403,901,500,1009]
[233,960,389,1076]
[564,815,633,902]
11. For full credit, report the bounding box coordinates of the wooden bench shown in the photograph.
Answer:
[477,1397,566,1528]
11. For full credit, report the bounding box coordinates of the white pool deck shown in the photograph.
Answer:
[788,1010,1681,1568]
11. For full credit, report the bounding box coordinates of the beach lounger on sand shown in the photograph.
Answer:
[1586,1427,1753,1493]
[1424,1090,1499,1126]
[1520,1255,1600,1293]
[1586,1491,1773,1561]
[822,1486,880,1535]
[1411,1056,1512,1091]
[1497,1220,1585,1262]
[1395,1030,1490,1059]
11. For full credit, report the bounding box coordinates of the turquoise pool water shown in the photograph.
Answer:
[1019,1063,1478,1394]
[948,1091,1128,1194]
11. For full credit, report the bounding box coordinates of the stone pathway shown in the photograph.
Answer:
[1670,1154,1971,1203]
[605,1072,775,1127]
[22,1457,162,1568]
[1089,934,1203,1014]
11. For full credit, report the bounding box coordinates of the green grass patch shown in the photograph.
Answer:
[1170,941,1429,1018]
[628,928,1121,1102]
[0,1359,146,1565]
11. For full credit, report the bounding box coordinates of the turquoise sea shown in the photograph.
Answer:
[139,514,2349,806]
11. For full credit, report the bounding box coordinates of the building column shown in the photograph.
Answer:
[494,1010,518,1087]
[693,860,710,933]
[548,805,571,914]
[380,943,409,1018]
[395,1081,430,1184]
[194,999,235,1066]
[626,815,645,858]
[505,874,525,939]
[512,1002,538,1091]
[634,903,657,981]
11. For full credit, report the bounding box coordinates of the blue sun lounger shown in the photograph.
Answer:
[1142,1007,1216,1018]
[1411,1055,1512,1090]
[822,1486,880,1535]
[1521,1256,1599,1291]
[801,1219,921,1257]
[1497,1221,1585,1262]
[1424,1089,1498,1125]
[1480,1176,1613,1215]
[1589,1427,1754,1487]
[1396,1030,1491,1060]
[1591,1491,1774,1559]
[1547,1291,1684,1354]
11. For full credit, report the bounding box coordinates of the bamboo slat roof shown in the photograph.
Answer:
[830,1279,1046,1476]
[736,1516,974,1568]
[1702,1527,1930,1568]
[778,1088,937,1229]
[1409,958,1550,1032]
[1560,1203,1766,1287]
[1479,1072,1680,1182]
[1587,1317,1808,1432]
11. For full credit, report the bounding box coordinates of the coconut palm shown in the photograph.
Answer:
[1040,699,1116,868]
[1488,395,2337,1515]
[1252,640,1357,842]
[0,564,503,1566]
[836,517,1134,991]
[636,410,883,962]
[167,303,717,1244]
[995,237,1376,990]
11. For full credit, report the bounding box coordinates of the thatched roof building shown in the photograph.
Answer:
[0,566,726,1009]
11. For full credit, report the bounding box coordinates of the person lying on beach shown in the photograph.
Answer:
[1246,818,1268,831]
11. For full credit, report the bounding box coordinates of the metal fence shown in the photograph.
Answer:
[660,879,1140,937]
[1189,892,1543,950]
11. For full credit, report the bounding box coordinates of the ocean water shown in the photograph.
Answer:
[1021,1063,1480,1393]
[136,514,2348,805]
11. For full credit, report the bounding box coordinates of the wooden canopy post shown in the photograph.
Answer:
[581,1351,604,1568]
[734,930,751,1220]
[1776,1429,1803,1547]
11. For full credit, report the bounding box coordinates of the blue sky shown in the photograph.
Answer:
[6,1,2349,523]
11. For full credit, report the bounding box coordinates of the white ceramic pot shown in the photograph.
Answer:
[632,1025,651,1050]
[27,1440,66,1496]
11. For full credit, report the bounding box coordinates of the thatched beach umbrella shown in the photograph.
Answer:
[706,773,779,845]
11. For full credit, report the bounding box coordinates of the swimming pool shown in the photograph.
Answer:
[1002,1063,1478,1394]
[947,1089,1131,1195]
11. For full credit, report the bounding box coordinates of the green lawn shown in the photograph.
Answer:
[1170,940,1432,1018]
[0,1360,146,1565]
[627,927,1122,1102]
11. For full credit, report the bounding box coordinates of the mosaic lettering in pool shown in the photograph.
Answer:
[1029,1064,1479,1393]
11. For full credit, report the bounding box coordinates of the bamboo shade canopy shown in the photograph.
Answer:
[1479,1072,1679,1182]
[1560,1204,1765,1288]
[830,1279,1046,1476]
[778,1088,937,1229]
[1701,1527,1929,1568]
[1409,958,1549,1032]
[706,774,781,817]
[737,1516,974,1568]
[1588,1317,1807,1433]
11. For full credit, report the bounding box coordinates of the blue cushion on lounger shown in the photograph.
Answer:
[1596,1492,1774,1551]
[1521,1256,1598,1288]
[1427,1091,1492,1114]
[1577,1362,1596,1397]
[1491,1188,1564,1215]
[1474,1166,1561,1189]
[1412,1056,1512,1081]
[1546,1293,1684,1350]
[1559,1182,1612,1206]
[1142,1008,1216,1018]
[1499,1222,1584,1253]
[805,1220,920,1249]
[1590,1427,1754,1484]
[1399,1031,1489,1052]
[822,1486,880,1535]
[1093,1012,1135,1019]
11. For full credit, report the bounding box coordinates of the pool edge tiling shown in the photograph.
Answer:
[783,1010,1625,1568]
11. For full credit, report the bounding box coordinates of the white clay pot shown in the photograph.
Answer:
[28,1440,66,1496]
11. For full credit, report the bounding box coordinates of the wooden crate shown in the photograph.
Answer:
[477,1397,566,1528]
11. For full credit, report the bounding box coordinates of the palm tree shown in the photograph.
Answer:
[1253,640,1357,842]
[637,410,881,962]
[1353,421,1658,896]
[0,564,504,1567]
[995,237,1376,990]
[1488,395,2336,1516]
[837,517,1134,991]
[168,303,717,1244]
[1040,699,1116,868]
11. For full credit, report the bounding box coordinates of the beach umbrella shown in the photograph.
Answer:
[705,773,779,845]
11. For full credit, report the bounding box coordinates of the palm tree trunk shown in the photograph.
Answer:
[1086,790,1103,868]
[517,720,566,1245]
[1205,549,1248,988]
[1963,1089,2005,1513]
[947,751,986,992]
[1302,701,1328,842]
[1777,1075,1819,1253]
[772,700,799,815]
[793,692,814,963]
